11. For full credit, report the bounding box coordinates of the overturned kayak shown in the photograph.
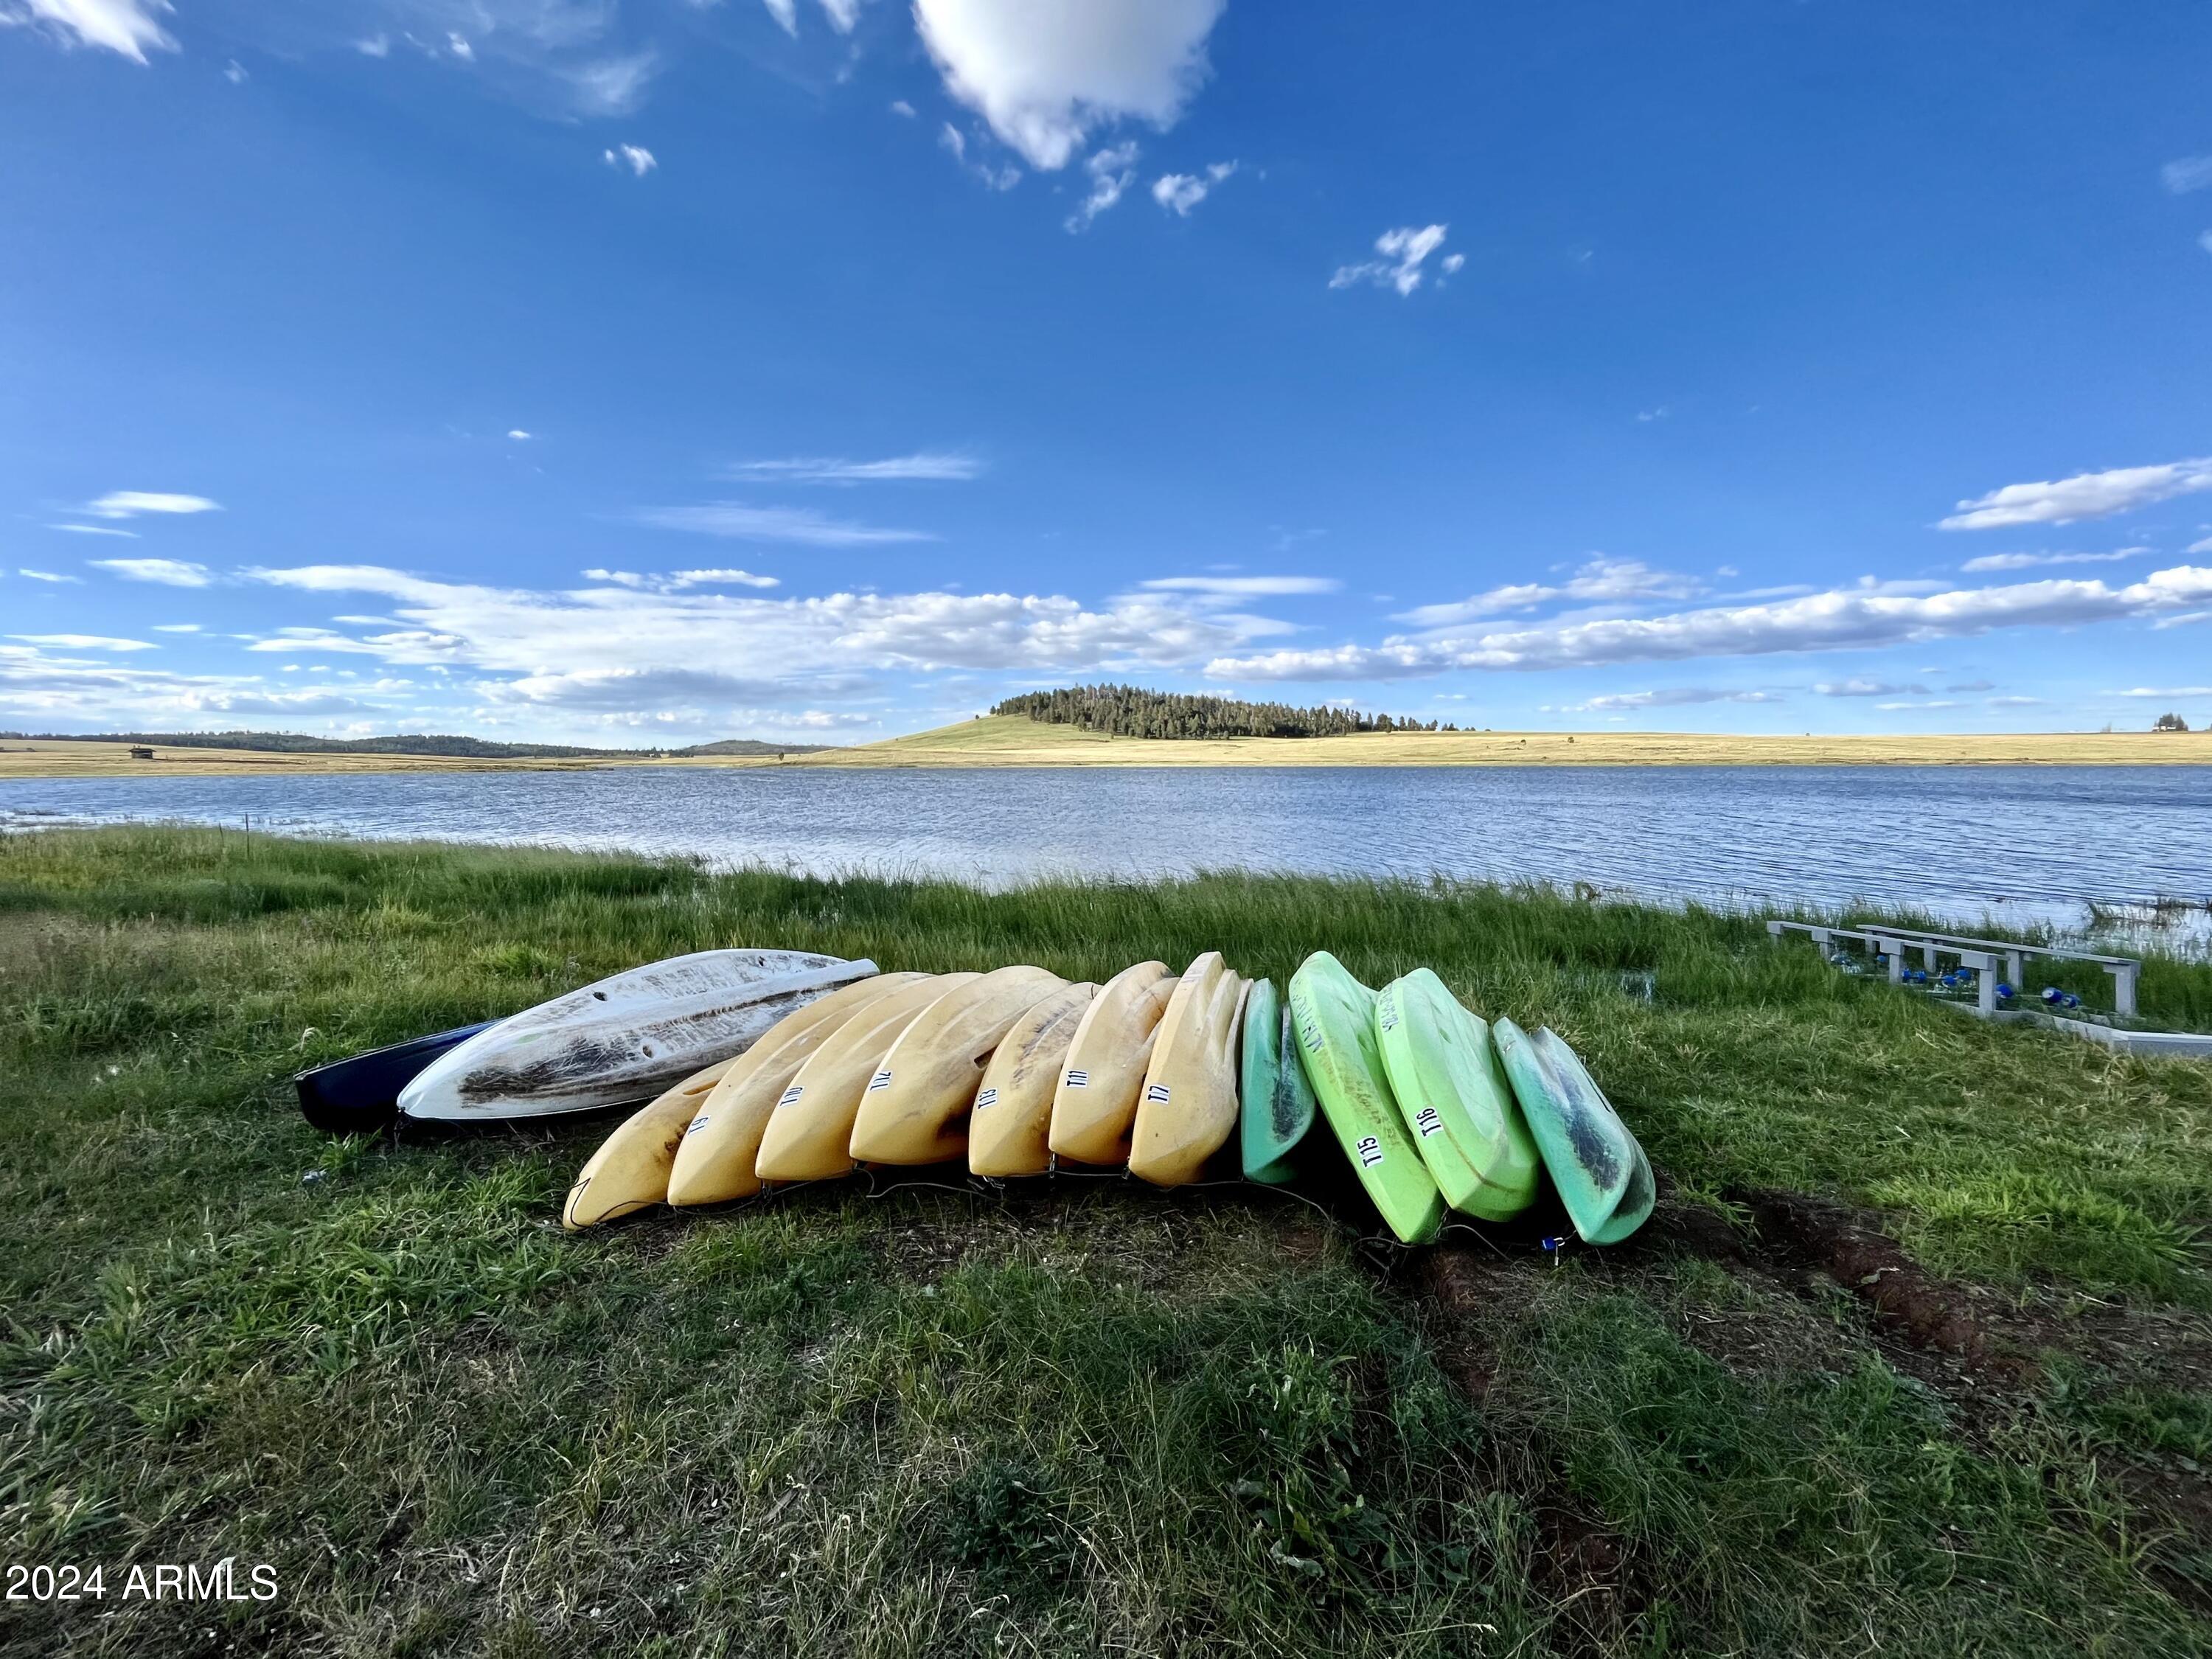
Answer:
[1238,979,1315,1185]
[295,1020,496,1134]
[849,967,1068,1166]
[1048,960,1178,1167]
[400,950,877,1122]
[968,981,1099,1178]
[1375,970,1540,1222]
[664,973,929,1207]
[754,973,978,1183]
[1492,1018,1653,1245]
[1129,953,1248,1187]
[1287,952,1444,1245]
[563,1057,737,1231]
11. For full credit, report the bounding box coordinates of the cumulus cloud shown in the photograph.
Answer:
[83,490,220,519]
[88,557,214,586]
[1331,225,1452,296]
[724,451,984,484]
[1,0,175,62]
[1151,159,1234,215]
[1583,689,1783,710]
[913,0,1227,170]
[603,142,656,176]
[1067,139,1139,230]
[636,503,936,545]
[1206,564,2212,682]
[1394,559,1700,628]
[1939,457,2212,530]
[2163,156,2212,194]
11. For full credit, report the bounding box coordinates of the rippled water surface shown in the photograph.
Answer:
[4,765,2208,936]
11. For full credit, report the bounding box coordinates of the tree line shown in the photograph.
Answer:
[990,685,1455,740]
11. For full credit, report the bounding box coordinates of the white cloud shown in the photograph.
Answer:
[602,143,657,176]
[83,490,220,519]
[913,0,1227,170]
[938,122,1022,190]
[88,557,214,586]
[507,428,533,441]
[2163,156,2212,194]
[1151,158,1234,215]
[1206,564,2212,682]
[762,0,797,32]
[1986,695,2042,708]
[636,502,936,545]
[1960,549,2144,572]
[723,451,984,484]
[1583,688,1783,711]
[223,58,247,83]
[1875,700,1961,712]
[1939,457,2212,530]
[1331,225,1451,296]
[2199,230,2212,259]
[818,0,863,32]
[1,0,175,62]
[10,633,156,650]
[1067,139,1139,230]
[580,567,782,592]
[151,623,202,632]
[568,52,657,116]
[46,523,137,537]
[890,98,916,116]
[2115,685,2212,698]
[448,31,475,60]
[1394,559,1700,628]
[17,568,82,583]
[1138,575,1340,597]
[355,32,390,57]
[1814,678,1926,698]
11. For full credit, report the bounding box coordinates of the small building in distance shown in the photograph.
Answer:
[128,746,156,760]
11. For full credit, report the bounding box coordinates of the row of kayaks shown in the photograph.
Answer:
[549,950,1655,1247]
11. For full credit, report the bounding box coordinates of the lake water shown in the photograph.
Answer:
[3,765,2208,941]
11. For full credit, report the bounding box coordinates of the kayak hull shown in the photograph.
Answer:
[1238,980,1315,1184]
[294,1020,495,1134]
[1130,954,1247,1187]
[563,1057,736,1230]
[1048,960,1176,1167]
[849,967,1068,1166]
[968,981,1099,1178]
[1375,970,1540,1222]
[1492,1018,1655,1245]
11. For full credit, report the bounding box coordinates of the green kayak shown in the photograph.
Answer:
[1287,952,1444,1245]
[1492,1018,1654,1245]
[1374,969,1540,1222]
[1239,978,1315,1184]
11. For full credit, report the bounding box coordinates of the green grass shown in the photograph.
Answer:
[1,827,2209,1656]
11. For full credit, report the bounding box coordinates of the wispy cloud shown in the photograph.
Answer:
[3,0,175,63]
[82,490,221,520]
[1206,564,2212,682]
[1152,159,1237,216]
[2162,155,2212,194]
[723,451,984,484]
[581,568,782,591]
[636,503,937,545]
[914,0,1227,171]
[88,557,215,586]
[567,51,655,116]
[1960,549,2145,572]
[1939,457,2212,530]
[939,122,1021,190]
[46,523,138,538]
[1394,560,1701,628]
[602,143,656,177]
[1815,678,1926,698]
[1583,688,1782,710]
[17,568,82,584]
[2114,685,2212,698]
[9,633,156,651]
[1140,576,1341,597]
[1067,140,1139,231]
[1331,225,1461,296]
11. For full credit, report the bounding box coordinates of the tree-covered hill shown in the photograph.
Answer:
[990,684,1453,740]
[0,730,831,759]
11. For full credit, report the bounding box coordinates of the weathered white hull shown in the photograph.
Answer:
[398,950,877,1122]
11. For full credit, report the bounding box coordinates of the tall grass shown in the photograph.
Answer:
[1,827,2208,1656]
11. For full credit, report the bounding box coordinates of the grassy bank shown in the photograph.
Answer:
[10,716,2212,776]
[2,828,2210,1656]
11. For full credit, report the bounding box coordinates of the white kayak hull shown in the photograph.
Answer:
[399,950,877,1122]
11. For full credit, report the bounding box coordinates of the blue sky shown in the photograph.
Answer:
[4,0,2211,745]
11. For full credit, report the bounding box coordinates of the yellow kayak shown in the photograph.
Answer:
[967,981,1100,1178]
[849,967,1068,1165]
[1048,960,1177,1166]
[1129,953,1248,1187]
[563,1055,737,1230]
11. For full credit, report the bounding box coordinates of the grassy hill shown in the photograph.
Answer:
[1,827,2208,1655]
[0,729,829,760]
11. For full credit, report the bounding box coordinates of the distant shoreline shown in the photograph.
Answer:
[3,716,2210,776]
